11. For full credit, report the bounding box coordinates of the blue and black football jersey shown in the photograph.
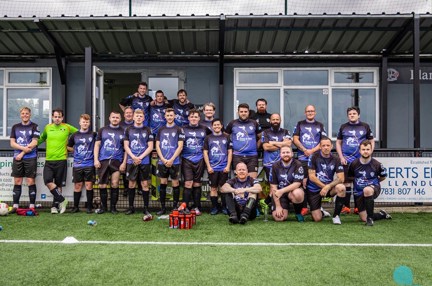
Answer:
[68,129,97,168]
[307,152,344,192]
[269,159,304,189]
[150,103,168,136]
[293,120,326,162]
[124,125,154,165]
[337,121,373,163]
[348,158,387,196]
[203,133,232,171]
[120,94,153,126]
[119,120,134,130]
[169,99,195,127]
[182,124,210,163]
[10,122,40,159]
[225,176,259,206]
[201,119,213,132]
[96,125,125,161]
[156,125,185,165]
[262,127,291,168]
[225,119,261,156]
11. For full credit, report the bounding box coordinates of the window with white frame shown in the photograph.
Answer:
[1,69,51,138]
[234,68,379,139]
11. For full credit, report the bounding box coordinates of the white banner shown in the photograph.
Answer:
[0,157,76,202]
[377,157,432,202]
[0,156,431,203]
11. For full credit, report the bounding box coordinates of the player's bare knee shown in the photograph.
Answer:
[290,188,304,203]
[312,210,323,222]
[363,187,374,196]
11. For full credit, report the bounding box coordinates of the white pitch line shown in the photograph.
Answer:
[1,240,432,247]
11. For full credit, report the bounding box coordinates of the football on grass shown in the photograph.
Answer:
[0,203,9,216]
[142,214,153,222]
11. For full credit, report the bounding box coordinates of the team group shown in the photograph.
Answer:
[9,82,392,226]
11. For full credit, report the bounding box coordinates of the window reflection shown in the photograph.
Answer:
[7,89,50,135]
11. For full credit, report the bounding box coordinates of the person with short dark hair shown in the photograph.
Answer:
[203,118,232,215]
[225,103,261,178]
[221,162,262,224]
[123,109,154,217]
[347,140,391,226]
[249,98,272,130]
[336,106,374,215]
[180,109,211,215]
[94,111,126,214]
[119,82,153,127]
[67,114,97,214]
[9,107,40,213]
[38,108,78,214]
[155,108,185,215]
[149,90,169,136]
[169,89,195,127]
[269,146,305,222]
[307,137,346,224]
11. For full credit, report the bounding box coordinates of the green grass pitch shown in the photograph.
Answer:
[0,211,431,285]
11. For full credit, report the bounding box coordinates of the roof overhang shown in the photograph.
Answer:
[0,14,431,60]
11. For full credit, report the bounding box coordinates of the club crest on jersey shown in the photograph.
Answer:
[249,126,253,131]
[346,137,358,147]
[171,132,176,137]
[222,140,226,144]
[298,166,304,174]
[201,132,204,136]
[370,172,375,177]
[359,130,364,135]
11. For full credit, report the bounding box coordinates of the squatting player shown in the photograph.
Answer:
[38,108,78,214]
[307,137,346,224]
[348,140,392,226]
[203,118,232,215]
[155,108,185,215]
[123,109,154,217]
[221,162,262,225]
[9,107,40,212]
[181,109,211,215]
[67,114,97,213]
[269,146,305,222]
